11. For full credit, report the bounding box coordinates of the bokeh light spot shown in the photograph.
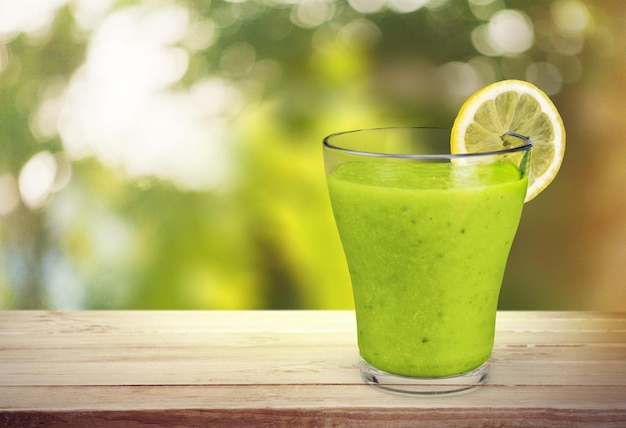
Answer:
[291,0,335,29]
[551,0,589,36]
[471,24,498,57]
[487,9,534,56]
[338,18,381,51]
[220,42,256,76]
[18,151,57,209]
[0,0,65,42]
[526,61,563,95]
[184,19,218,51]
[440,61,482,100]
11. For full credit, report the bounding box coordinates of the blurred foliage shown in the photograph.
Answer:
[0,0,625,310]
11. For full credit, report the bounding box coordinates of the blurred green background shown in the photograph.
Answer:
[1,0,624,310]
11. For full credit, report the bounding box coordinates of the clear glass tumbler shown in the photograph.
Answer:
[323,127,532,395]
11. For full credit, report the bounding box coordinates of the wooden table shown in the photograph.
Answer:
[1,311,625,427]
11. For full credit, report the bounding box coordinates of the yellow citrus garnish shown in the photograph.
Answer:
[451,79,566,202]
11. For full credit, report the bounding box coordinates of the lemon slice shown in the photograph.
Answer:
[451,79,565,202]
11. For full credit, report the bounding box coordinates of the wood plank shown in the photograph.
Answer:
[3,310,624,334]
[1,343,625,387]
[4,407,626,428]
[2,385,626,411]
[2,386,626,427]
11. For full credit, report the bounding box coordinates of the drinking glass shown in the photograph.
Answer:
[323,127,532,395]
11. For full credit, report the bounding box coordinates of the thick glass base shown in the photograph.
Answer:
[360,358,489,396]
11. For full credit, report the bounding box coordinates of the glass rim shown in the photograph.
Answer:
[323,126,533,160]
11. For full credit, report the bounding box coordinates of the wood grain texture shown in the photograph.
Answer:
[1,311,625,427]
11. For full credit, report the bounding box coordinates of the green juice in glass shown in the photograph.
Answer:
[327,161,527,378]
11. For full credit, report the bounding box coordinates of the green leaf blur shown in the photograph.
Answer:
[1,0,625,310]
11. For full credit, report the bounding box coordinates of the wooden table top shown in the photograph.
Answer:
[1,310,625,427]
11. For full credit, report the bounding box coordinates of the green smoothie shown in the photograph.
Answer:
[327,161,527,378]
